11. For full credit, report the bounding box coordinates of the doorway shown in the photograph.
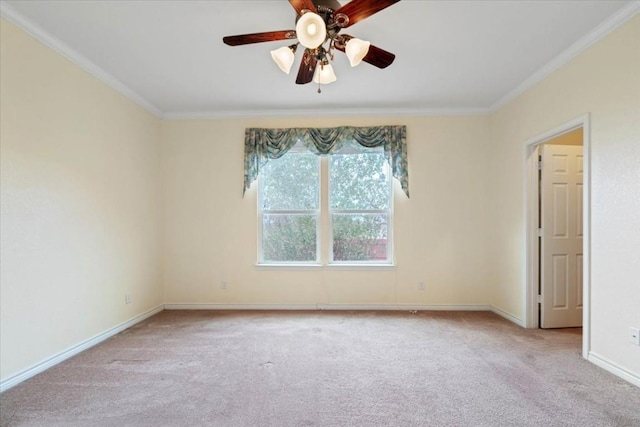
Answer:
[538,133,583,328]
[524,115,591,358]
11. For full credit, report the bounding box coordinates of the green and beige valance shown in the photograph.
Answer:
[243,125,408,197]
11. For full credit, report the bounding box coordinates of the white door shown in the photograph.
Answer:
[540,144,583,328]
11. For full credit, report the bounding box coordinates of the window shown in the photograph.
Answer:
[259,143,392,265]
[259,148,320,263]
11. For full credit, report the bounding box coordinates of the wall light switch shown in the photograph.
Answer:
[630,327,640,346]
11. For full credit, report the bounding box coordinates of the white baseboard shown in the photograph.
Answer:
[588,352,640,388]
[164,303,317,310]
[490,306,526,327]
[0,304,164,393]
[163,303,493,312]
[318,304,492,311]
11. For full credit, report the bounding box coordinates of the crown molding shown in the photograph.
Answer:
[490,1,640,113]
[162,106,491,120]
[0,2,164,118]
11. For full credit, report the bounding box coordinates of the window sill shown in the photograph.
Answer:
[326,263,396,271]
[255,263,396,271]
[255,263,323,271]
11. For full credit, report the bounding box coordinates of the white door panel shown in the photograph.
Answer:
[541,144,583,328]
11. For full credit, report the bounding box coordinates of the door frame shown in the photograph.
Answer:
[524,114,591,359]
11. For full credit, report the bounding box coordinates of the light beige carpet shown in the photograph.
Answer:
[1,310,639,426]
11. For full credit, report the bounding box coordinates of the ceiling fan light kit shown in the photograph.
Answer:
[223,0,400,92]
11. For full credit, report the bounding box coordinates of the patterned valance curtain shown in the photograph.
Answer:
[244,125,409,197]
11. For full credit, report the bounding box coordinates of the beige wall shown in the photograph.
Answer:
[489,15,640,376]
[0,20,163,381]
[161,115,492,307]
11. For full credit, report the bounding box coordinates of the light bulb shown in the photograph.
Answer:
[270,46,296,74]
[313,63,337,84]
[296,12,327,49]
[345,38,370,67]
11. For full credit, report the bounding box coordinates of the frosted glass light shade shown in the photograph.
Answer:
[345,38,370,67]
[296,12,327,49]
[270,46,296,74]
[313,63,337,84]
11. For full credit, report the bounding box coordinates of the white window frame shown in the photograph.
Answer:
[328,150,393,265]
[257,144,394,267]
[257,145,321,265]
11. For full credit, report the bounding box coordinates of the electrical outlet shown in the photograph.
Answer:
[125,293,132,304]
[418,281,425,291]
[220,281,227,290]
[630,327,640,346]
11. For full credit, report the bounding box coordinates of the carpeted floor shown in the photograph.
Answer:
[1,310,639,426]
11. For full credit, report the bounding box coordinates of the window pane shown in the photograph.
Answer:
[332,214,388,262]
[330,151,390,210]
[263,214,317,262]
[261,152,319,210]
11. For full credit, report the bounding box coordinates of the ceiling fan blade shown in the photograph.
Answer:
[295,49,317,84]
[358,44,396,69]
[334,0,401,28]
[334,37,396,69]
[223,30,296,46]
[289,0,317,15]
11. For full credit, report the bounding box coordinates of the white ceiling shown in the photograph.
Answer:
[1,0,638,118]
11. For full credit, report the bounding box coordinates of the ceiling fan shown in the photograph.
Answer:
[222,0,401,91]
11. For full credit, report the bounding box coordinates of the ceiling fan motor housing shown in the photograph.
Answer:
[314,0,342,9]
